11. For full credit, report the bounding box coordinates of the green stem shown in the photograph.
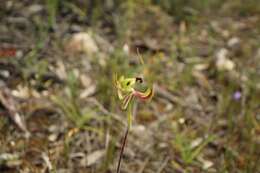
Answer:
[127,102,133,128]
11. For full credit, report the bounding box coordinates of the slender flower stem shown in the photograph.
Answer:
[116,126,129,173]
[114,74,153,173]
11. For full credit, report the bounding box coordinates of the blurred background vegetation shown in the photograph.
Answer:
[0,0,260,173]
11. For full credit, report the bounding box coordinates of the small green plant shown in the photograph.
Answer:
[46,0,59,28]
[51,71,97,128]
[114,74,153,173]
[173,132,215,165]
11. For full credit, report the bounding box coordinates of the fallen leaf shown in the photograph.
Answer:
[80,150,105,167]
[0,82,30,136]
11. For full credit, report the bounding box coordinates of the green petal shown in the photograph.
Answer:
[121,93,134,110]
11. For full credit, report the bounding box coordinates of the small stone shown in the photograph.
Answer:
[178,118,185,124]
[227,37,240,48]
[65,32,98,55]
[48,134,58,142]
[190,138,203,149]
[216,48,235,71]
[123,43,130,55]
[203,160,213,170]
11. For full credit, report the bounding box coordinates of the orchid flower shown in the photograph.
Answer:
[114,74,153,126]
[115,75,153,108]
